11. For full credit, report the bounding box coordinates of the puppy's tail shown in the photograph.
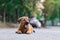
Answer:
[33,30,35,33]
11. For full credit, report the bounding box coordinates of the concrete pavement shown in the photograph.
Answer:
[0,27,60,40]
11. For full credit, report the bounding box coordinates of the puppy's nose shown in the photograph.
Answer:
[25,21,29,25]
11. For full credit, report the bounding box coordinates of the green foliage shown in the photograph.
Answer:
[43,0,60,20]
[0,0,39,22]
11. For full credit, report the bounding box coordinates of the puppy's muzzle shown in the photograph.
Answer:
[25,21,29,25]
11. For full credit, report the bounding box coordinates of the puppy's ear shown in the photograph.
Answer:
[17,18,21,23]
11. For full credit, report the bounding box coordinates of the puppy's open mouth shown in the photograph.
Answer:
[24,22,29,28]
[25,25,28,28]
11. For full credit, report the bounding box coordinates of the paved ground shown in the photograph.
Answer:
[0,27,60,40]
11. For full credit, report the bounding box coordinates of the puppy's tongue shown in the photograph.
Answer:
[25,25,28,28]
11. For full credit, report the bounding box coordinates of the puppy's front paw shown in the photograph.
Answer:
[16,31,22,34]
[26,31,31,34]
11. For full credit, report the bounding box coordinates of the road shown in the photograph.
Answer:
[0,27,60,40]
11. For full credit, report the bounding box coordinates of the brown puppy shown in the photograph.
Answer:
[16,16,34,34]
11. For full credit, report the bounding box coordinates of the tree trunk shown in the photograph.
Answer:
[43,13,46,27]
[17,8,20,18]
[59,18,60,22]
[51,20,54,26]
[3,0,6,24]
[4,8,6,24]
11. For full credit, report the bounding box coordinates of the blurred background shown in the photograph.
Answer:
[0,0,60,28]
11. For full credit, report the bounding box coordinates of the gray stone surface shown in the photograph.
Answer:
[0,27,60,40]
